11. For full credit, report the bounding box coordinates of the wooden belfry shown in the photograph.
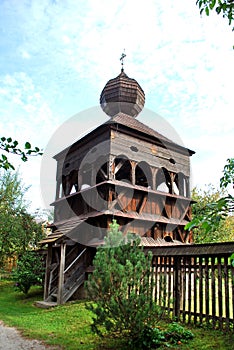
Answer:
[40,64,195,305]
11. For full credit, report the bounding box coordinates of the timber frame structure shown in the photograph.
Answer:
[39,68,195,306]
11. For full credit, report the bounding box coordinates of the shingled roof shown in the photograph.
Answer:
[107,112,174,144]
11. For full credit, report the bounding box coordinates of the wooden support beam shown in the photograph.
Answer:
[109,156,115,180]
[131,161,136,186]
[177,227,185,243]
[122,222,131,235]
[99,168,107,180]
[138,194,147,214]
[109,190,127,212]
[114,159,125,174]
[43,244,53,301]
[164,201,172,218]
[183,229,190,243]
[57,242,66,305]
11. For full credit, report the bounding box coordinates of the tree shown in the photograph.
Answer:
[187,185,233,242]
[0,170,44,268]
[186,158,234,242]
[85,220,162,344]
[220,157,234,189]
[196,0,234,31]
[0,137,42,170]
[12,251,45,295]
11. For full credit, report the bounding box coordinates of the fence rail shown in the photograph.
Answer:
[146,242,234,331]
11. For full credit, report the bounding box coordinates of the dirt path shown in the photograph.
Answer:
[0,321,60,350]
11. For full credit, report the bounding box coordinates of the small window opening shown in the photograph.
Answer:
[164,235,173,242]
[156,167,172,193]
[114,156,132,183]
[130,146,138,152]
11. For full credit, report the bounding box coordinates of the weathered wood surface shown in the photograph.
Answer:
[150,244,234,331]
[110,131,191,176]
[57,243,66,304]
[145,242,234,256]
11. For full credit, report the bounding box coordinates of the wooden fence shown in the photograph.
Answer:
[144,242,234,331]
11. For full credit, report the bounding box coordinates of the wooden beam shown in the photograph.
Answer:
[109,190,127,212]
[138,194,147,214]
[122,222,131,235]
[114,159,125,174]
[177,227,185,243]
[99,168,107,180]
[43,244,53,301]
[57,242,66,305]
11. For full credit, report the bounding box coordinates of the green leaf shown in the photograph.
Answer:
[210,0,216,10]
[205,6,210,16]
[24,142,31,149]
[198,0,203,9]
[7,137,12,143]
[230,253,234,267]
[216,6,222,15]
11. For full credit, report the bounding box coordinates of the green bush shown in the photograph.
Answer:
[130,323,194,349]
[12,251,44,295]
[164,322,194,344]
[130,325,165,349]
[86,220,163,343]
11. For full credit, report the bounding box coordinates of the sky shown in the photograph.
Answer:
[0,0,233,212]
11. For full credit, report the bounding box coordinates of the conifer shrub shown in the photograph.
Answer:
[85,220,163,344]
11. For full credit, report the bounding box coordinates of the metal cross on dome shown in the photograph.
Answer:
[120,50,126,71]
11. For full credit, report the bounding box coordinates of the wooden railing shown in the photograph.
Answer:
[145,242,234,331]
[64,248,87,274]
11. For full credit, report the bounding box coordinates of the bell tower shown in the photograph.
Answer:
[40,63,195,305]
[50,66,194,246]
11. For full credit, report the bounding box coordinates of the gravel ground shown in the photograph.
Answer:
[0,321,60,350]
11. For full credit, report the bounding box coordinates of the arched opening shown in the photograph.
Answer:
[62,170,78,196]
[80,163,92,190]
[58,179,63,198]
[156,167,172,193]
[173,172,187,196]
[164,235,173,242]
[135,161,152,188]
[114,156,132,183]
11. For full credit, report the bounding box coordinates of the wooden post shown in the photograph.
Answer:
[57,242,66,305]
[173,256,181,321]
[131,161,136,186]
[109,155,115,180]
[43,244,53,300]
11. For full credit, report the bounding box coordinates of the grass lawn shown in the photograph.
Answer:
[0,280,233,349]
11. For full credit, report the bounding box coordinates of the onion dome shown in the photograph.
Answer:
[100,69,145,118]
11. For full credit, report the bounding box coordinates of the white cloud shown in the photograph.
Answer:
[0,0,233,211]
